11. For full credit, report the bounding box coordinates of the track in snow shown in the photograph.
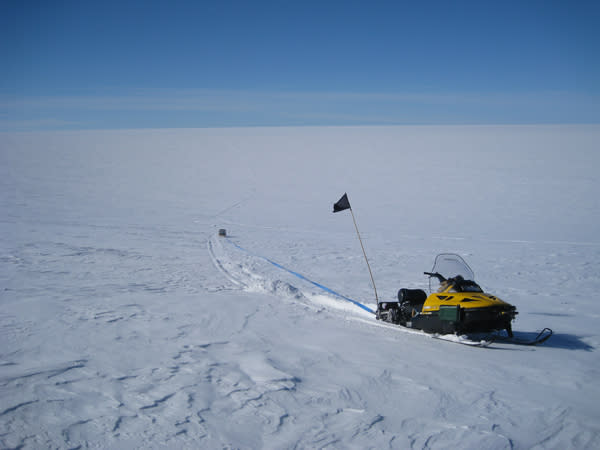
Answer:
[208,234,376,317]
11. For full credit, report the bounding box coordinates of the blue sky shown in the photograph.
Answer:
[1,0,599,130]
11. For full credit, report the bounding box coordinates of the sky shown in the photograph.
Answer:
[1,0,599,130]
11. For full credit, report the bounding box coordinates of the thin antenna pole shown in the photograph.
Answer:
[349,207,379,304]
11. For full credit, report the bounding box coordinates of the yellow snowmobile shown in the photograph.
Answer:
[377,253,517,336]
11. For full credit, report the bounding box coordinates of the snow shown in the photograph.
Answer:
[1,125,600,449]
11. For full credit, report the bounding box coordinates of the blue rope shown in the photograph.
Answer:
[225,238,375,315]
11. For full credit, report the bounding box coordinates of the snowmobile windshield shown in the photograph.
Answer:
[428,253,477,293]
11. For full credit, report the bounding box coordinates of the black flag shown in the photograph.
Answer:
[333,193,351,213]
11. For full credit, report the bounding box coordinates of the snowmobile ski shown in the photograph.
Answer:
[431,333,496,347]
[492,328,553,346]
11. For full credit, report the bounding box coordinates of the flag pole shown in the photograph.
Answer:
[349,207,379,305]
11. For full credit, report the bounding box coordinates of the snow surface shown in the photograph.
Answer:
[1,125,599,449]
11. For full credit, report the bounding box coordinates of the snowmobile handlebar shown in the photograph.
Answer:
[424,271,446,282]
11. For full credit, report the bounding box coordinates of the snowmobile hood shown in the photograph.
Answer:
[422,291,516,313]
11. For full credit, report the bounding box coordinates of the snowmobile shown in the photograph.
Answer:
[376,253,517,337]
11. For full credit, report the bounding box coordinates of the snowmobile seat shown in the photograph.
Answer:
[397,288,427,305]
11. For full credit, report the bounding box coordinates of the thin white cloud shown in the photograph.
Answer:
[2,90,258,112]
[1,88,597,130]
[3,88,595,112]
[0,118,83,131]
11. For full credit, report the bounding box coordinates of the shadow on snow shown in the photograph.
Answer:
[512,330,594,351]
